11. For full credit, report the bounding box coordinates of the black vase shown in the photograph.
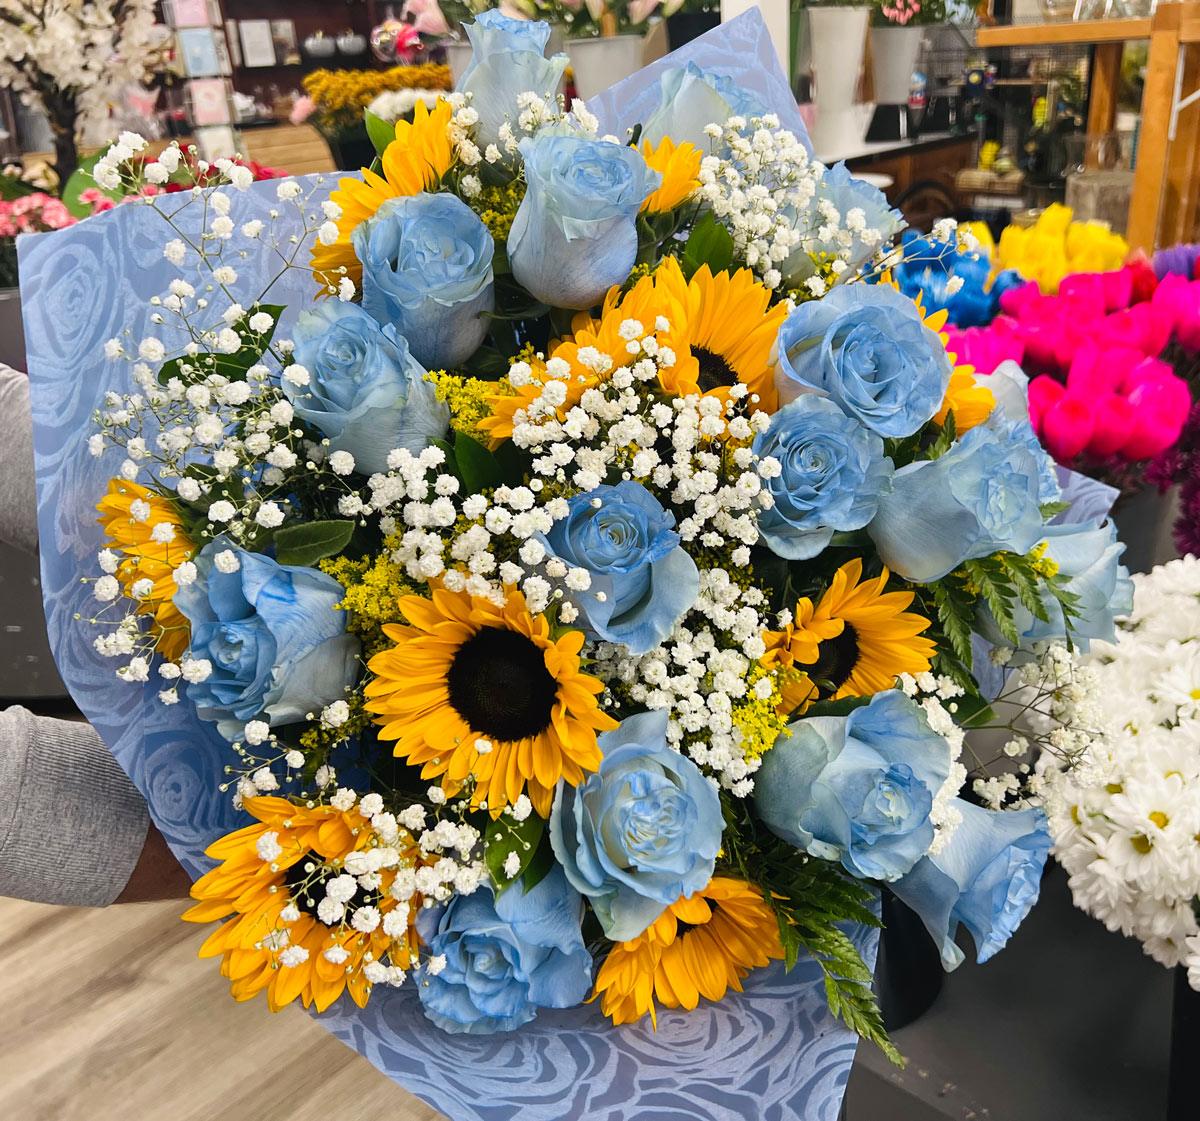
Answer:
[874,892,944,1032]
[665,9,720,51]
[328,127,377,173]
[1168,966,1200,1120]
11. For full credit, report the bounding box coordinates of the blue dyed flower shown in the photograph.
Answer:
[175,541,359,740]
[889,232,1023,329]
[891,799,1051,970]
[784,163,903,283]
[774,282,952,438]
[867,418,1053,583]
[978,518,1132,653]
[508,134,658,310]
[353,192,495,370]
[414,867,593,1034]
[540,480,698,655]
[286,300,448,476]
[753,395,894,560]
[641,62,770,149]
[755,690,952,882]
[458,12,567,152]
[549,709,722,942]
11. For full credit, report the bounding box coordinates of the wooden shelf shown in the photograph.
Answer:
[975,17,1151,47]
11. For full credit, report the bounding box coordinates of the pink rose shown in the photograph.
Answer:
[1027,374,1065,430]
[1122,370,1192,459]
[1085,394,1134,458]
[1040,395,1095,461]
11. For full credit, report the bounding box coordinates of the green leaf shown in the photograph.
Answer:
[484,813,546,893]
[803,694,874,720]
[274,519,357,566]
[926,409,956,458]
[455,431,504,493]
[157,303,285,385]
[682,212,734,279]
[932,581,974,670]
[364,110,397,158]
[1040,499,1071,519]
[61,152,122,218]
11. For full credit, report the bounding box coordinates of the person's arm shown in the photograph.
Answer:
[0,363,39,556]
[0,705,189,905]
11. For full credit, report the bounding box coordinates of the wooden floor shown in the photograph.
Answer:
[0,896,445,1121]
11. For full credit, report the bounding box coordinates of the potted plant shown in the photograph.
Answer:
[866,0,945,141]
[564,0,656,99]
[798,0,873,153]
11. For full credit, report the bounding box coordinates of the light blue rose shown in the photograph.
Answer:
[508,134,658,310]
[457,12,568,152]
[175,540,360,741]
[989,414,1062,506]
[539,481,698,655]
[784,163,903,284]
[867,418,1052,583]
[753,395,894,560]
[774,283,952,438]
[891,799,1051,970]
[549,710,722,942]
[978,518,1132,653]
[286,301,448,476]
[414,866,593,1034]
[755,690,952,882]
[642,63,769,149]
[353,192,495,370]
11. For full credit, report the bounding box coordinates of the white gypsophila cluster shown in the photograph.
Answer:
[594,570,770,796]
[897,671,969,854]
[0,0,157,140]
[1040,557,1200,982]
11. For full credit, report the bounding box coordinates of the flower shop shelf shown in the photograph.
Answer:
[974,17,1151,47]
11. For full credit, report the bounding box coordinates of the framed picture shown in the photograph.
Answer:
[166,0,211,28]
[270,19,300,66]
[195,125,239,162]
[238,19,276,68]
[177,27,221,77]
[225,19,242,67]
[213,27,233,75]
[186,78,232,127]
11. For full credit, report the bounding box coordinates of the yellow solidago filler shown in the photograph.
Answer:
[731,664,791,759]
[320,544,418,652]
[1028,541,1059,580]
[640,137,702,214]
[311,98,455,292]
[183,797,422,1013]
[96,478,194,660]
[468,179,526,243]
[427,370,509,444]
[364,583,617,817]
[593,877,784,1027]
[762,558,935,708]
[303,64,452,131]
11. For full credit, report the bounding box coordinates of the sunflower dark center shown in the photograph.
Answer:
[812,625,860,694]
[694,346,737,393]
[283,851,328,918]
[447,626,558,742]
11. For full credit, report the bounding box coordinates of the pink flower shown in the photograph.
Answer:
[1122,369,1192,459]
[1065,343,1139,398]
[1027,374,1065,430]
[1040,394,1095,460]
[289,95,316,126]
[1085,394,1135,458]
[944,316,1025,375]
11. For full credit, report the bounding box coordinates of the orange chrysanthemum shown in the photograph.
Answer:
[364,583,617,817]
[762,557,935,714]
[183,797,421,1013]
[593,877,784,1027]
[96,478,194,659]
[640,136,702,215]
[311,98,455,292]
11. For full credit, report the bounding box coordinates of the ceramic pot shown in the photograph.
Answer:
[807,6,870,153]
[565,34,645,100]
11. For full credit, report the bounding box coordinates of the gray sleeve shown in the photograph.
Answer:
[0,363,38,556]
[0,706,149,906]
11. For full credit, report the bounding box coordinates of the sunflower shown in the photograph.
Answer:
[640,137,702,215]
[364,583,617,817]
[651,257,787,412]
[762,558,935,711]
[592,877,784,1027]
[911,290,995,434]
[310,98,455,292]
[183,796,421,1013]
[96,478,194,659]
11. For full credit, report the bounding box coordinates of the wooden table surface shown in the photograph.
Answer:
[0,896,444,1121]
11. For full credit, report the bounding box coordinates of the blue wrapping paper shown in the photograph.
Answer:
[17,20,874,1117]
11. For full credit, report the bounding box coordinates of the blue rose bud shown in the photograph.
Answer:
[540,480,698,655]
[414,866,593,1034]
[286,300,448,476]
[549,710,722,942]
[641,62,770,150]
[458,12,568,152]
[774,283,952,438]
[353,192,495,370]
[755,690,952,882]
[508,134,658,311]
[753,394,894,560]
[867,416,1055,583]
[175,541,360,741]
[890,799,1051,970]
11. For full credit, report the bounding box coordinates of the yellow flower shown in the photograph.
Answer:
[364,583,617,817]
[992,203,1128,294]
[935,367,995,432]
[592,877,784,1027]
[640,137,702,214]
[182,797,422,1013]
[96,479,194,660]
[762,558,935,712]
[311,98,456,292]
[302,64,452,131]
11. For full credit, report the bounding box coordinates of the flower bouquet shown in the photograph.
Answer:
[19,11,1122,1118]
